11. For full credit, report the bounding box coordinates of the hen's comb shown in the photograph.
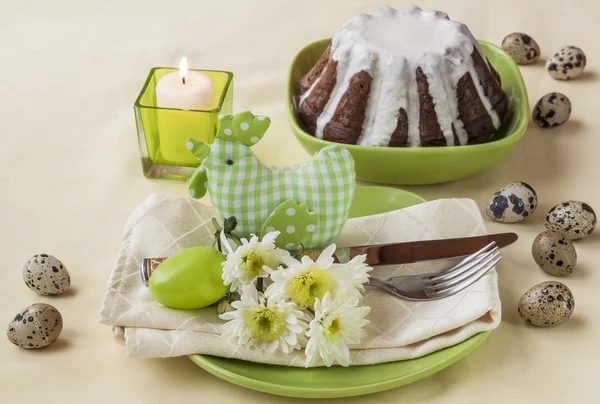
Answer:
[216,111,271,146]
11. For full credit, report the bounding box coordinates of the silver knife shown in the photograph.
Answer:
[140,232,517,286]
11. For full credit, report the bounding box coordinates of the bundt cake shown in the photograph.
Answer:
[296,5,508,147]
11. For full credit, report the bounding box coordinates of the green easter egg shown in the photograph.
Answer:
[148,246,227,310]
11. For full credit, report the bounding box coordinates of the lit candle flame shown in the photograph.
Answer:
[179,57,188,84]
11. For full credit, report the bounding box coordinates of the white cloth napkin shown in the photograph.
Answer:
[99,194,501,367]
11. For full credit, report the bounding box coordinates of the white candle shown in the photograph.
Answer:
[155,57,214,110]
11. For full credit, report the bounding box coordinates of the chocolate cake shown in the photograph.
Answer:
[297,5,508,147]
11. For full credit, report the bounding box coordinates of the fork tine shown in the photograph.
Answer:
[423,241,496,281]
[427,249,500,291]
[429,256,502,299]
[428,246,500,284]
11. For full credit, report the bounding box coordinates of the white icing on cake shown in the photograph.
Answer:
[363,11,456,57]
[300,5,501,147]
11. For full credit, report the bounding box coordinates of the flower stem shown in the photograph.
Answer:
[257,278,264,293]
[228,232,243,247]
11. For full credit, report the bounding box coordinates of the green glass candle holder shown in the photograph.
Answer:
[134,67,234,180]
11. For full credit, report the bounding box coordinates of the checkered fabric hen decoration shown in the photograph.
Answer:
[186,111,355,250]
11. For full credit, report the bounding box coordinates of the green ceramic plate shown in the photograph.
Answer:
[189,186,491,398]
[286,39,529,185]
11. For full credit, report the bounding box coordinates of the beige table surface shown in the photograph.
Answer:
[1,0,597,402]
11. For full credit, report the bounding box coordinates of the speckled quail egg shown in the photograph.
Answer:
[7,303,63,349]
[545,201,597,240]
[532,230,577,276]
[546,46,586,80]
[486,181,537,223]
[518,281,574,327]
[501,32,541,65]
[532,92,571,128]
[22,254,70,295]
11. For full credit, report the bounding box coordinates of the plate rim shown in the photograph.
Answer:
[351,185,427,204]
[189,332,490,399]
[187,186,493,398]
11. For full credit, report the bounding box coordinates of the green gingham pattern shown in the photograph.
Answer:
[187,112,355,249]
[203,138,354,249]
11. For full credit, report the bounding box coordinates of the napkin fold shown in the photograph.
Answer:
[99,194,501,367]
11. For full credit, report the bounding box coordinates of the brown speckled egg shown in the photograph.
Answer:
[532,93,571,128]
[518,281,574,327]
[22,254,70,295]
[486,181,537,223]
[546,46,586,80]
[7,303,63,349]
[502,32,540,64]
[532,230,577,276]
[545,201,597,240]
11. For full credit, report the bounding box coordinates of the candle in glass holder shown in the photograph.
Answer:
[153,57,216,165]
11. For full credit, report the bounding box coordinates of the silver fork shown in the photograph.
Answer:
[367,242,501,301]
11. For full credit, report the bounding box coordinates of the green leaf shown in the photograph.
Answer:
[223,216,238,233]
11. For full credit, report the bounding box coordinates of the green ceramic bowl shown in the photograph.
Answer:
[286,39,529,185]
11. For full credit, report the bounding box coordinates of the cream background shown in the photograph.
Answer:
[0,0,596,402]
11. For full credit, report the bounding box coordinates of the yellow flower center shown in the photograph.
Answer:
[285,268,333,307]
[243,306,287,342]
[328,316,341,335]
[242,251,265,278]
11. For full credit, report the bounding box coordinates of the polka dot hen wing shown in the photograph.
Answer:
[260,200,320,250]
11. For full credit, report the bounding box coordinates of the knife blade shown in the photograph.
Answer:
[342,232,518,266]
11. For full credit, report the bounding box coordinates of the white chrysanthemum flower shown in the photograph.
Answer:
[222,231,290,293]
[219,284,309,354]
[305,292,370,367]
[265,244,372,307]
[340,254,372,294]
